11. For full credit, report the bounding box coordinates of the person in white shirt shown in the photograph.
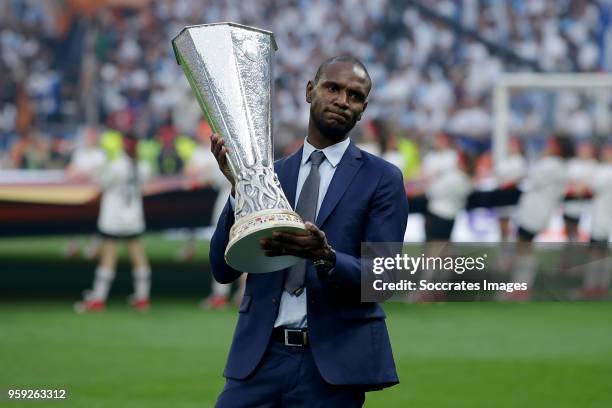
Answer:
[64,126,106,258]
[75,133,153,312]
[563,140,597,242]
[579,143,612,298]
[516,135,574,241]
[589,144,612,245]
[508,134,574,301]
[66,127,107,181]
[494,137,527,242]
[409,138,472,302]
[421,132,470,240]
[184,128,232,228]
[179,129,220,261]
[420,132,458,186]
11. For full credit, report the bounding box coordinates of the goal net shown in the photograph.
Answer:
[492,73,612,164]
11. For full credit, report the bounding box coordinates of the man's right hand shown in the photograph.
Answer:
[211,133,236,195]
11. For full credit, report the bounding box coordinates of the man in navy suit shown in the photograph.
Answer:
[210,56,409,407]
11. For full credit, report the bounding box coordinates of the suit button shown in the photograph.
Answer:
[272,298,277,304]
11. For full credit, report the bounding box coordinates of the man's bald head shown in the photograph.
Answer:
[306,56,371,144]
[314,55,372,93]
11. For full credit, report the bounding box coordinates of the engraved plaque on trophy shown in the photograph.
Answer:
[172,22,306,273]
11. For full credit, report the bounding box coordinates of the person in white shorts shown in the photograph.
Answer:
[563,140,597,242]
[75,133,153,312]
[424,150,473,241]
[420,132,472,241]
[415,139,472,302]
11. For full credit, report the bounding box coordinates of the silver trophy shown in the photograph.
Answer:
[172,22,306,273]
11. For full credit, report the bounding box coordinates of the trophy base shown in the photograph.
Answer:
[225,209,307,273]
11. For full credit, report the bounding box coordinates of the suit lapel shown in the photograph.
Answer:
[278,146,303,208]
[275,146,303,281]
[316,143,363,227]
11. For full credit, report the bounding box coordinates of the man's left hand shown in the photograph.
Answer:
[260,222,333,262]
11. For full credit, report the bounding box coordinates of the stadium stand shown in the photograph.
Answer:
[1,0,611,170]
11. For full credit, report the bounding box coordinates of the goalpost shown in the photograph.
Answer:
[492,73,612,164]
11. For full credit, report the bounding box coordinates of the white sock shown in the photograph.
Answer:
[512,253,536,287]
[212,280,230,297]
[132,267,151,300]
[90,267,115,301]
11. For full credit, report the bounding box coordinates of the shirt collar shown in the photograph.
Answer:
[301,136,350,168]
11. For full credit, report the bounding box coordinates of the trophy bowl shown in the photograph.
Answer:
[172,22,307,273]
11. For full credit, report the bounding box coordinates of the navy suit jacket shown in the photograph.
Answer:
[209,141,409,389]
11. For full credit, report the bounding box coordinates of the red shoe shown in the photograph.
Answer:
[200,295,229,310]
[130,298,150,312]
[74,299,105,313]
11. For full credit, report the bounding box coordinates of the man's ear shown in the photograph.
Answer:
[306,81,314,103]
[357,100,368,121]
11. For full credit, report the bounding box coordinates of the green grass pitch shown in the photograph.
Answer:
[1,301,611,407]
[1,234,611,406]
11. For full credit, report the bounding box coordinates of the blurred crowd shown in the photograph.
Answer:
[1,0,611,173]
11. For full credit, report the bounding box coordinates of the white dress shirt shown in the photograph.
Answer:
[273,136,350,328]
[230,138,351,328]
[228,137,350,327]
